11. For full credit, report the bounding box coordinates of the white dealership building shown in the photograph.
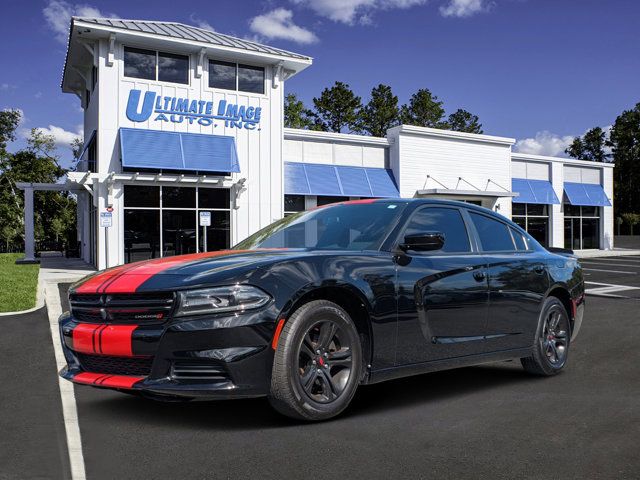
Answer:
[19,17,614,268]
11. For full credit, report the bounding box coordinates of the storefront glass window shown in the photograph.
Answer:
[238,64,265,94]
[123,185,230,263]
[123,47,156,80]
[564,204,600,249]
[163,187,196,208]
[158,52,189,84]
[124,210,160,263]
[209,60,236,90]
[284,195,305,216]
[511,203,549,246]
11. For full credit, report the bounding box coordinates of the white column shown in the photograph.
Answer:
[23,186,36,262]
[550,162,564,248]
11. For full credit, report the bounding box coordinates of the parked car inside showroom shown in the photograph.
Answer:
[59,199,584,421]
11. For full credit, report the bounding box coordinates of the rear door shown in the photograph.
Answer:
[466,211,549,351]
[394,206,489,365]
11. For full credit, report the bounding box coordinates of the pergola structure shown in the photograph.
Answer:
[15,180,85,264]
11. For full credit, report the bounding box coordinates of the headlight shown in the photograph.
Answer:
[175,285,271,317]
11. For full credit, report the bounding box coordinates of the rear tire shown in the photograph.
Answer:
[269,300,362,421]
[521,297,571,376]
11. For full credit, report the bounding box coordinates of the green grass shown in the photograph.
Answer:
[0,253,40,312]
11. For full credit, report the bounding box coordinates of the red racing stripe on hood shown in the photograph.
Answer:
[94,250,252,294]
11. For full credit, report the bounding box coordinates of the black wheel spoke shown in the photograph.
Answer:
[328,348,352,368]
[318,369,338,400]
[300,341,315,359]
[317,322,337,350]
[301,367,318,391]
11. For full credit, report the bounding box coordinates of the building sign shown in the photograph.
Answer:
[100,212,113,228]
[126,89,262,130]
[199,211,211,226]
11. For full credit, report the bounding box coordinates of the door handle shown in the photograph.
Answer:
[534,264,546,275]
[473,271,486,282]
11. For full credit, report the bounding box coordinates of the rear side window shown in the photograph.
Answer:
[469,212,515,252]
[403,207,471,253]
[510,227,528,251]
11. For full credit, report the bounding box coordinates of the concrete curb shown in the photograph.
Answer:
[576,249,640,258]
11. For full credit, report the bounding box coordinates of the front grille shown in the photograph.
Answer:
[171,362,228,382]
[70,292,175,324]
[77,353,153,376]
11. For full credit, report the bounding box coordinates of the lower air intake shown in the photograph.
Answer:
[171,362,228,382]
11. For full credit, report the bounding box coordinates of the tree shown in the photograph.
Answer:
[360,84,400,137]
[0,110,78,253]
[0,109,21,151]
[400,88,446,128]
[284,93,314,129]
[609,103,640,216]
[565,127,608,162]
[621,213,640,236]
[311,81,363,133]
[445,109,483,134]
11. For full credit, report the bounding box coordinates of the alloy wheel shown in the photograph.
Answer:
[297,320,353,404]
[541,308,569,366]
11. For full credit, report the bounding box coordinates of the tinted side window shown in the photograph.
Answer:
[403,207,471,253]
[510,227,528,251]
[469,212,515,252]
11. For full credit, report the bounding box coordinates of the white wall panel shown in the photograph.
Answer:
[283,140,303,162]
[362,146,386,168]
[334,144,362,166]
[303,141,333,164]
[527,162,550,180]
[511,161,527,179]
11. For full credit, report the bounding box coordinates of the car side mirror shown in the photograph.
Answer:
[399,232,445,252]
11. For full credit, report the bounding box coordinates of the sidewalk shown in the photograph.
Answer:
[575,248,640,258]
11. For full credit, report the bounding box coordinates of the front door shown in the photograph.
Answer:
[395,206,489,365]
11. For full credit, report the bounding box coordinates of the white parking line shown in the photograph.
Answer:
[585,281,640,298]
[582,268,638,275]
[43,281,87,480]
[581,261,640,268]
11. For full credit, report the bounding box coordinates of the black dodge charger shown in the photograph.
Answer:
[60,199,585,421]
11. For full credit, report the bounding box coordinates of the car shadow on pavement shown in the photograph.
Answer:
[78,362,531,430]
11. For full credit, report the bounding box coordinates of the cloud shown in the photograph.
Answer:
[43,0,117,43]
[1,83,16,91]
[291,0,426,25]
[189,13,215,31]
[439,0,492,18]
[514,131,574,157]
[24,124,83,149]
[249,8,318,44]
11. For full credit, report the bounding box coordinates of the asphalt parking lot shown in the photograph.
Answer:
[3,257,640,479]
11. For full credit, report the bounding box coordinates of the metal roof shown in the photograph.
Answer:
[73,17,312,61]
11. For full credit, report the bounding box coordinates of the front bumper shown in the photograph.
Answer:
[59,307,279,399]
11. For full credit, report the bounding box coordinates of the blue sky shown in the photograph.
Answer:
[1,0,639,167]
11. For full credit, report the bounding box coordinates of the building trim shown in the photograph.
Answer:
[388,125,515,146]
[511,152,615,168]
[284,128,391,146]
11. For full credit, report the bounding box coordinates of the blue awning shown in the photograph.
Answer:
[512,178,560,204]
[284,162,400,198]
[564,182,611,206]
[119,128,240,173]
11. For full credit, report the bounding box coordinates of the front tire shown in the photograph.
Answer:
[521,297,571,376]
[269,300,362,421]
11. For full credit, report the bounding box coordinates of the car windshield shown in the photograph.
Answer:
[234,201,407,251]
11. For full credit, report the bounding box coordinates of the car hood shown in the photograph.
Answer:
[72,249,304,294]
